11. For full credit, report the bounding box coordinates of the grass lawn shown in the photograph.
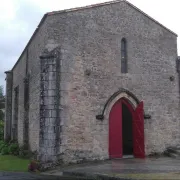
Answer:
[0,155,30,172]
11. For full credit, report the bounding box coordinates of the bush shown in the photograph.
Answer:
[8,143,19,155]
[0,140,5,146]
[0,120,4,140]
[0,141,6,152]
[1,146,9,155]
[0,140,33,159]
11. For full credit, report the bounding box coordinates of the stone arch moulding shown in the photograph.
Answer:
[96,88,151,120]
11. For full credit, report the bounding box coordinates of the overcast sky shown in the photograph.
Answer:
[1,0,180,89]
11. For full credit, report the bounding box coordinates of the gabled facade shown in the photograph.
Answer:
[5,0,180,167]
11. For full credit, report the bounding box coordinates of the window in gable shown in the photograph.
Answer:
[121,38,127,73]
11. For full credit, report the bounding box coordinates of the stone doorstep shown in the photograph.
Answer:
[63,171,134,180]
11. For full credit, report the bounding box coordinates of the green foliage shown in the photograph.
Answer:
[0,86,5,121]
[0,140,5,145]
[0,140,33,159]
[8,143,19,155]
[0,141,6,152]
[0,140,32,172]
[0,141,9,155]
[0,86,3,97]
[0,120,4,140]
[0,155,30,172]
[1,146,9,155]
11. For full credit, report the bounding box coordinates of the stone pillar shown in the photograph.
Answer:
[39,48,61,168]
[4,71,13,141]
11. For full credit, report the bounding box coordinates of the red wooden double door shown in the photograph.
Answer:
[109,98,145,158]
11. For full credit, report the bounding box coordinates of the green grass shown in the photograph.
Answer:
[0,155,30,172]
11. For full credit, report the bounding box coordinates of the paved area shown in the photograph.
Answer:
[4,158,180,179]
[0,172,92,180]
[0,172,50,180]
[45,157,180,179]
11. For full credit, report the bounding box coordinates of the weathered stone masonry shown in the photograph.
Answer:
[12,86,19,141]
[4,0,180,167]
[23,49,30,147]
[39,48,61,166]
[4,71,13,141]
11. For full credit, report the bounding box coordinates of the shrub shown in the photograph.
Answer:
[8,143,19,155]
[0,140,4,146]
[0,120,4,140]
[1,146,9,155]
[0,140,33,159]
[0,141,6,152]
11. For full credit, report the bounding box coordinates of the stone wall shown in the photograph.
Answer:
[7,0,180,165]
[26,19,50,151]
[8,14,63,155]
[39,48,62,168]
[10,16,52,151]
[26,15,64,151]
[47,1,179,163]
[4,71,13,141]
[12,53,26,145]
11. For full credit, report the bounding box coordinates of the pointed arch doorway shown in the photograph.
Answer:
[109,98,145,159]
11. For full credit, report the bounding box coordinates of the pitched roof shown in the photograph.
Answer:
[11,0,177,71]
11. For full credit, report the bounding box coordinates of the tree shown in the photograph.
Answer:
[0,86,5,121]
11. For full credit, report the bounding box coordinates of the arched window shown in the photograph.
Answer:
[121,38,127,73]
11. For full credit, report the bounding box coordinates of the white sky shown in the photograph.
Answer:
[0,0,180,87]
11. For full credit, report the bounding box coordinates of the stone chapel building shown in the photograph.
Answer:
[4,0,180,167]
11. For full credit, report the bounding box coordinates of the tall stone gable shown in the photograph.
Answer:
[4,0,180,167]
